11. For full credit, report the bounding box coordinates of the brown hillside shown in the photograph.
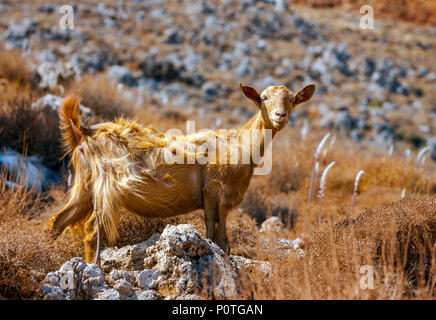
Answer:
[292,0,436,26]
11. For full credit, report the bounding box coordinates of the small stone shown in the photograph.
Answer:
[81,264,106,297]
[95,288,120,300]
[136,270,161,290]
[109,269,133,284]
[114,280,133,297]
[134,289,160,300]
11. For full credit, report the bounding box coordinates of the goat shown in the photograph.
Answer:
[48,83,315,263]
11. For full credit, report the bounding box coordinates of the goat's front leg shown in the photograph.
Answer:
[215,206,230,255]
[204,198,218,241]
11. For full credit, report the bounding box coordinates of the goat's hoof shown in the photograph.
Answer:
[220,242,230,255]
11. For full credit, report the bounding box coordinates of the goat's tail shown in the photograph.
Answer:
[59,95,84,157]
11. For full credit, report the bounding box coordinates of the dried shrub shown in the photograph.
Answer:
[68,74,133,120]
[361,157,432,194]
[228,210,260,258]
[0,86,61,166]
[0,177,81,299]
[0,49,35,86]
[0,217,82,299]
[256,196,436,299]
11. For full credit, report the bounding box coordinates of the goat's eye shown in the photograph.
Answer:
[262,96,268,101]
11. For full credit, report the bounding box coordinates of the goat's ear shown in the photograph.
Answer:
[240,83,261,109]
[293,84,316,106]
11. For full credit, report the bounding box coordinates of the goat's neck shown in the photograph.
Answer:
[239,111,277,161]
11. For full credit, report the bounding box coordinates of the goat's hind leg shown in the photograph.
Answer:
[83,211,100,264]
[48,195,92,238]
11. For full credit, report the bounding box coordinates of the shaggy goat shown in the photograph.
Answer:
[48,83,315,262]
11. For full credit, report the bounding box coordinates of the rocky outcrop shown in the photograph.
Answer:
[40,257,105,300]
[100,233,160,272]
[40,224,256,300]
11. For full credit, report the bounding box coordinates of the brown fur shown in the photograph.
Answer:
[48,84,315,262]
[59,95,83,157]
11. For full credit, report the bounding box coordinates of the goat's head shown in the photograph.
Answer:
[240,83,316,131]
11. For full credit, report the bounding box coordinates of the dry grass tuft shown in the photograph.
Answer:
[68,74,133,120]
[228,210,261,258]
[0,49,35,86]
[0,85,61,165]
[0,217,82,299]
[0,176,81,299]
[250,195,436,299]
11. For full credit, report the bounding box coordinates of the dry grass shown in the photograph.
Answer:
[68,74,133,120]
[0,85,61,166]
[0,49,35,86]
[0,216,82,299]
[0,174,82,299]
[251,195,436,299]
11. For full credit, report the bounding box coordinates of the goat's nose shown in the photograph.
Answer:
[275,111,287,119]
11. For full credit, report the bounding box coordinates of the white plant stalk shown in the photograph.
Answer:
[416,146,430,165]
[308,161,319,205]
[315,132,331,161]
[349,170,365,216]
[420,154,428,166]
[329,135,337,150]
[388,144,394,157]
[318,161,335,227]
[401,188,406,199]
[308,132,330,205]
